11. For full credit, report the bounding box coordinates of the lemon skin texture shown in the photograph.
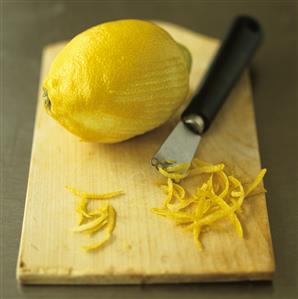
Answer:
[43,19,191,143]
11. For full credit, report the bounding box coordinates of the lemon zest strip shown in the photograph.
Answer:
[65,186,124,199]
[245,169,267,196]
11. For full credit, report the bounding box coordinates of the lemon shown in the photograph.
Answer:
[43,19,191,143]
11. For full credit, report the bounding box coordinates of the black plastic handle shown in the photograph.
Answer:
[182,16,263,133]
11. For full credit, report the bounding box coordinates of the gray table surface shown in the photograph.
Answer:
[1,1,297,298]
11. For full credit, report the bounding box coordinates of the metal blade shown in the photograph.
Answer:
[151,121,201,169]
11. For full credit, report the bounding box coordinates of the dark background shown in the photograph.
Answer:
[1,1,297,299]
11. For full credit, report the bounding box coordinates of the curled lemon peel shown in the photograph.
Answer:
[152,160,266,251]
[66,186,123,251]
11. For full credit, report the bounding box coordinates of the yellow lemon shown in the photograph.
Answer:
[43,19,191,143]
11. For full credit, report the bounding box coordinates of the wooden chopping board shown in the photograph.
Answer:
[17,21,275,284]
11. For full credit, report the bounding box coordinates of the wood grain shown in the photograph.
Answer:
[17,21,275,284]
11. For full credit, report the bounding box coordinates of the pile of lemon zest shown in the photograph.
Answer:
[67,186,121,251]
[152,160,267,251]
[65,186,124,199]
[245,169,267,196]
